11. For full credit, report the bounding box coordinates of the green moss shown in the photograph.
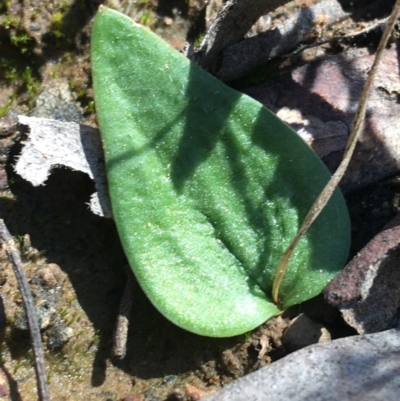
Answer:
[3,12,33,54]
[62,52,73,62]
[0,58,17,81]
[243,331,252,341]
[194,33,204,48]
[85,100,95,113]
[3,0,13,9]
[59,308,69,319]
[31,9,40,20]
[22,67,41,108]
[0,91,16,117]
[3,14,20,29]
[58,0,71,12]
[50,11,65,39]
[0,37,39,110]
[66,311,78,326]
[48,3,70,40]
[52,11,64,24]
[69,79,95,116]
[10,32,30,47]
[139,9,154,26]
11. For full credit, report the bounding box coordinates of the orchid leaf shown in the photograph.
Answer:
[91,7,350,337]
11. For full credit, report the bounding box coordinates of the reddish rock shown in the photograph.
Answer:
[324,213,400,334]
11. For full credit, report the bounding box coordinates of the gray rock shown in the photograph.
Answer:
[205,326,400,401]
[14,300,56,331]
[46,321,74,350]
[16,116,111,218]
[30,79,82,124]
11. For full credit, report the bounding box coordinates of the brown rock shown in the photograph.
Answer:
[37,263,64,287]
[185,384,214,400]
[0,368,9,397]
[0,168,9,191]
[324,213,400,334]
[0,117,17,137]
[244,45,400,192]
[121,395,144,401]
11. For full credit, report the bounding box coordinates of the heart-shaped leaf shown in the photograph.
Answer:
[91,7,350,337]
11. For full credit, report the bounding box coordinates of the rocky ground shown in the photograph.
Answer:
[1,0,400,400]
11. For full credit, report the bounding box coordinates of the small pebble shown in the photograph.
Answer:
[0,167,8,191]
[167,389,185,401]
[14,299,56,331]
[0,368,9,397]
[185,385,214,400]
[30,22,40,31]
[0,117,16,137]
[37,263,63,287]
[46,322,74,350]
[122,395,144,401]
[163,375,177,384]
[282,314,331,352]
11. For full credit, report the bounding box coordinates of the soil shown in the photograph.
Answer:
[0,0,399,400]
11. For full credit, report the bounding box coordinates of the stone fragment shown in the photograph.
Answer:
[45,321,74,350]
[324,213,400,334]
[244,45,400,192]
[30,79,82,124]
[204,325,400,401]
[217,0,347,81]
[37,263,64,288]
[15,115,111,218]
[0,368,9,398]
[0,117,17,137]
[282,314,331,352]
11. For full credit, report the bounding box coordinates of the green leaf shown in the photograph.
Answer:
[91,7,350,337]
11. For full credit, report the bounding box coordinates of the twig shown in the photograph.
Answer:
[112,274,133,360]
[0,220,49,401]
[281,17,389,59]
[272,0,400,305]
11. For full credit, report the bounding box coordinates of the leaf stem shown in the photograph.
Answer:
[272,0,400,305]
